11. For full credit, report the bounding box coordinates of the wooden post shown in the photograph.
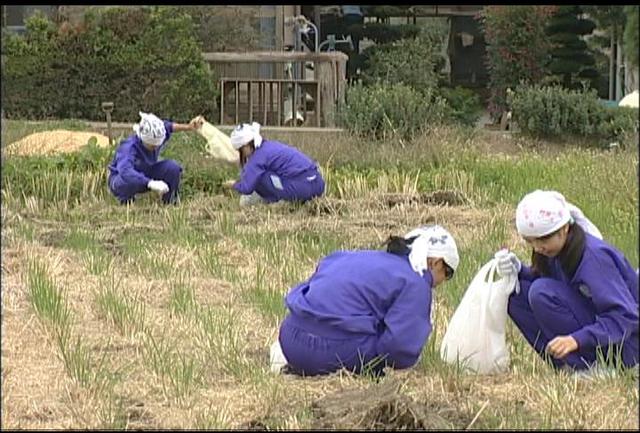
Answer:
[278,82,283,126]
[220,80,225,125]
[258,81,262,124]
[317,62,330,127]
[316,60,345,128]
[262,82,267,125]
[315,81,321,127]
[293,81,298,127]
[302,83,307,126]
[235,80,239,125]
[248,81,253,122]
[269,82,274,125]
[336,59,346,103]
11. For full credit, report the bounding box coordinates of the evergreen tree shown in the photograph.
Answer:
[546,5,598,89]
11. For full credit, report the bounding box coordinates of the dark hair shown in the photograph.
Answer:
[385,235,418,256]
[531,222,585,278]
[238,141,256,167]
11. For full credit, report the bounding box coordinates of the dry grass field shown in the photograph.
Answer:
[2,120,638,429]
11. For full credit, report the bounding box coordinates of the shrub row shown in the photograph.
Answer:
[2,6,218,122]
[511,84,639,142]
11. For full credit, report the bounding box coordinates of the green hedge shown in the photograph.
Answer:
[359,28,446,92]
[337,83,450,140]
[359,23,421,45]
[339,26,470,138]
[2,6,218,122]
[511,84,639,142]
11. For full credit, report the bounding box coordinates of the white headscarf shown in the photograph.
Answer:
[133,112,166,147]
[516,190,603,239]
[404,225,460,277]
[230,122,263,150]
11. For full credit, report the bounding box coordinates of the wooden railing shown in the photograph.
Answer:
[220,78,320,127]
[203,51,348,128]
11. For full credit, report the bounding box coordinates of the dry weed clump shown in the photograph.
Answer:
[308,379,468,430]
[5,130,110,156]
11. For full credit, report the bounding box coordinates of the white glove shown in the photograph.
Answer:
[495,249,521,278]
[239,192,264,207]
[147,179,169,195]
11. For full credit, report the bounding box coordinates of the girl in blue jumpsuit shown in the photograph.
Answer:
[108,112,200,204]
[225,122,325,205]
[278,225,460,376]
[495,190,638,371]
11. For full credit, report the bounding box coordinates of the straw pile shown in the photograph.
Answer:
[5,130,110,156]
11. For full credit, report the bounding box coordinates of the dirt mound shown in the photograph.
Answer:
[244,379,471,430]
[5,130,110,156]
[383,190,469,208]
[309,380,466,430]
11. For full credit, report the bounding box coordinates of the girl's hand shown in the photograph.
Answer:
[189,115,204,130]
[546,335,578,359]
[222,179,236,189]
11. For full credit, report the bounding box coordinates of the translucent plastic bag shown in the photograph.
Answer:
[192,116,239,164]
[440,258,519,374]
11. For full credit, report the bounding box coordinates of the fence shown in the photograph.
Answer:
[202,51,348,128]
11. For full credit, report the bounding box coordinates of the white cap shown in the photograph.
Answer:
[404,224,460,276]
[230,122,263,150]
[133,112,166,147]
[516,190,602,239]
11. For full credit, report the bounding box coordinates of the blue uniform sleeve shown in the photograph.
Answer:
[116,150,151,188]
[234,153,266,195]
[375,278,432,369]
[157,120,174,153]
[164,120,174,137]
[571,252,639,351]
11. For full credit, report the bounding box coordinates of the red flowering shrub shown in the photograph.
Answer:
[478,6,558,120]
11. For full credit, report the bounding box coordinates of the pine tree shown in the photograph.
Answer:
[546,5,598,89]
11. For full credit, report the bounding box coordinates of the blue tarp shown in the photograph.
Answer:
[599,99,619,108]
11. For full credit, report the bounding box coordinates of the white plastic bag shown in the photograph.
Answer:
[440,258,519,374]
[269,340,288,373]
[192,116,239,164]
